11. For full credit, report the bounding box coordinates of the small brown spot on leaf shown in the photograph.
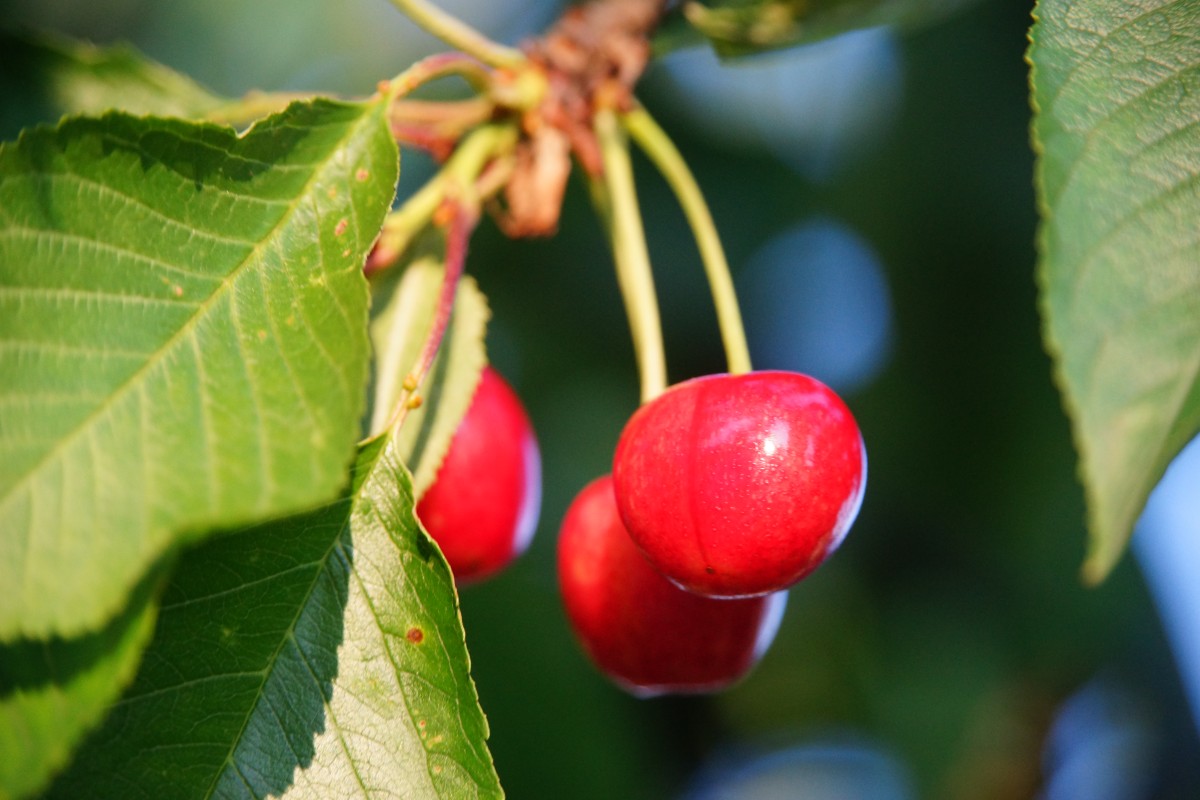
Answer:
[172,285,183,297]
[356,167,370,181]
[406,627,425,644]
[334,218,349,236]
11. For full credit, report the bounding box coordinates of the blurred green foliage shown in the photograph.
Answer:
[3,0,1197,796]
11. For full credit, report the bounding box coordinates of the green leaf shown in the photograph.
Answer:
[1030,0,1200,582]
[0,98,398,640]
[368,254,490,498]
[0,31,224,136]
[0,565,162,800]
[50,436,503,799]
[657,0,977,58]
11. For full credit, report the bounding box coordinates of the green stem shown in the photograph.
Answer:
[460,121,516,169]
[370,123,517,274]
[390,52,493,97]
[595,108,668,403]
[385,0,525,69]
[622,105,753,375]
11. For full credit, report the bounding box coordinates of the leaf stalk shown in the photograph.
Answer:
[369,123,518,275]
[386,199,480,433]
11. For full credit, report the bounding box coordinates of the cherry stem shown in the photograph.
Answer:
[391,51,493,97]
[386,0,526,69]
[622,105,752,375]
[594,106,668,403]
[370,123,518,275]
[386,199,479,433]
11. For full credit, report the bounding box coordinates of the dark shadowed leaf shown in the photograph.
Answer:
[1030,0,1200,582]
[50,434,503,799]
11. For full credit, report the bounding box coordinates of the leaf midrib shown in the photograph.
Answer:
[201,511,353,800]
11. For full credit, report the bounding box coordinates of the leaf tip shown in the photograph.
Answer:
[1079,554,1110,587]
[1080,519,1127,587]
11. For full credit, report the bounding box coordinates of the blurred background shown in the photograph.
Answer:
[4,0,1199,797]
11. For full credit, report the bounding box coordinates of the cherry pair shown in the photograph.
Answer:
[560,370,865,695]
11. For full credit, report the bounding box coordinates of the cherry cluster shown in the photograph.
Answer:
[419,365,865,696]
[376,0,867,698]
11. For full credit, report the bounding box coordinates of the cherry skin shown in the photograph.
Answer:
[557,475,786,697]
[612,371,865,598]
[417,366,541,584]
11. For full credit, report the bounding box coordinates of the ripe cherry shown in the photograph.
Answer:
[612,371,865,598]
[417,366,541,584]
[558,475,786,697]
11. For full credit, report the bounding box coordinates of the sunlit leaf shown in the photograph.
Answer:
[50,436,503,799]
[0,98,398,640]
[368,255,490,498]
[1030,0,1200,582]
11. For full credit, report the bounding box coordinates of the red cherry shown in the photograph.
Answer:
[612,371,865,598]
[417,367,541,584]
[557,476,786,697]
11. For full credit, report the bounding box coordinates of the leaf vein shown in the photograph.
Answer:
[1041,0,1182,113]
[0,224,231,284]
